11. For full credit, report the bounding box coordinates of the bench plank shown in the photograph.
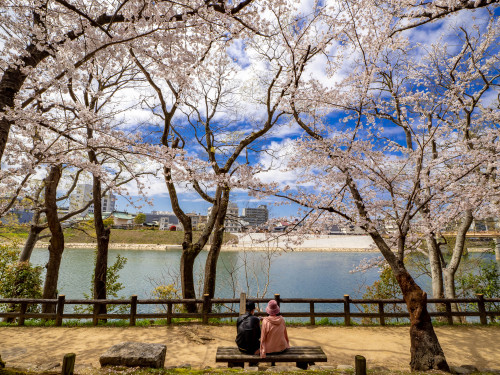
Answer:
[216,346,327,363]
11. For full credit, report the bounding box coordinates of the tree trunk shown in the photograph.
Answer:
[443,209,474,323]
[427,235,444,299]
[494,238,500,268]
[19,185,46,263]
[165,166,225,312]
[203,188,230,300]
[92,175,110,318]
[42,165,64,314]
[368,231,449,371]
[180,247,199,313]
[426,235,447,322]
[19,222,44,262]
[395,268,449,372]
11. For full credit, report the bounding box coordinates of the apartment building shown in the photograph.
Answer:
[69,184,115,217]
[241,204,269,227]
[207,202,241,232]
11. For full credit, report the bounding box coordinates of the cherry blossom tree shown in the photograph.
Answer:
[246,2,499,372]
[0,0,261,164]
[131,0,333,309]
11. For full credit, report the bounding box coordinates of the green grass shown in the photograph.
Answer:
[0,227,237,246]
[0,226,29,240]
[1,367,500,375]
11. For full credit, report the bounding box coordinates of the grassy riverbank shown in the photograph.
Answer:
[0,227,237,245]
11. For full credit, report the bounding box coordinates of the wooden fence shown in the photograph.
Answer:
[0,293,498,327]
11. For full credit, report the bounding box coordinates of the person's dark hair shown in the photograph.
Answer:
[246,301,256,311]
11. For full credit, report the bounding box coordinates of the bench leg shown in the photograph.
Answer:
[271,362,276,366]
[228,362,244,368]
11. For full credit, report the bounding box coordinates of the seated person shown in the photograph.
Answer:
[260,299,290,358]
[236,301,261,355]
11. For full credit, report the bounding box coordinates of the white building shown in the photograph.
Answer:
[208,202,241,232]
[159,216,178,230]
[69,183,115,217]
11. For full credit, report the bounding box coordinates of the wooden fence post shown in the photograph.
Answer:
[344,295,351,326]
[18,302,28,326]
[62,353,76,375]
[355,355,366,375]
[477,294,487,325]
[310,302,315,325]
[202,294,211,324]
[239,292,246,316]
[92,302,99,326]
[130,295,137,326]
[274,293,280,307]
[445,301,453,325]
[167,303,172,325]
[56,295,65,326]
[378,302,385,326]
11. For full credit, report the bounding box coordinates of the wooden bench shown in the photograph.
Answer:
[216,346,327,369]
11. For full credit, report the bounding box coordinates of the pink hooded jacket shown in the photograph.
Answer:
[260,315,290,358]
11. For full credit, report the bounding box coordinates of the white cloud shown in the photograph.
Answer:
[253,138,305,189]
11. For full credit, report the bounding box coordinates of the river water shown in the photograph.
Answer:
[29,248,494,316]
[31,248,383,300]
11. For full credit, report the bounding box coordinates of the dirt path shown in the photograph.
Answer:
[1,325,498,371]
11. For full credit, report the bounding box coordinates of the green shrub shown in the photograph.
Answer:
[361,265,406,324]
[0,242,43,313]
[151,284,185,313]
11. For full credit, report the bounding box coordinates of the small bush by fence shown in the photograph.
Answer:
[0,293,498,326]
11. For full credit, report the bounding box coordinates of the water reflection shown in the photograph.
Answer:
[29,248,494,319]
[30,249,381,301]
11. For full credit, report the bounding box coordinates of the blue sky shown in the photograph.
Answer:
[112,6,499,219]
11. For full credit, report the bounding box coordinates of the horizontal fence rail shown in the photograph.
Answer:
[0,293,498,327]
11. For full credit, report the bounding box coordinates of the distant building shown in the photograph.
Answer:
[146,212,178,227]
[208,202,241,232]
[159,214,180,230]
[152,210,173,215]
[470,218,499,232]
[187,213,208,229]
[157,213,209,231]
[110,211,134,227]
[241,205,269,227]
[0,196,34,224]
[69,184,115,217]
[0,209,33,224]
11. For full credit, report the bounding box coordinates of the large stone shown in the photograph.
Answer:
[99,342,166,368]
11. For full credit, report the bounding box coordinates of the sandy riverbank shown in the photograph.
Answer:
[1,325,499,372]
[35,234,381,251]
[34,232,491,253]
[36,242,381,252]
